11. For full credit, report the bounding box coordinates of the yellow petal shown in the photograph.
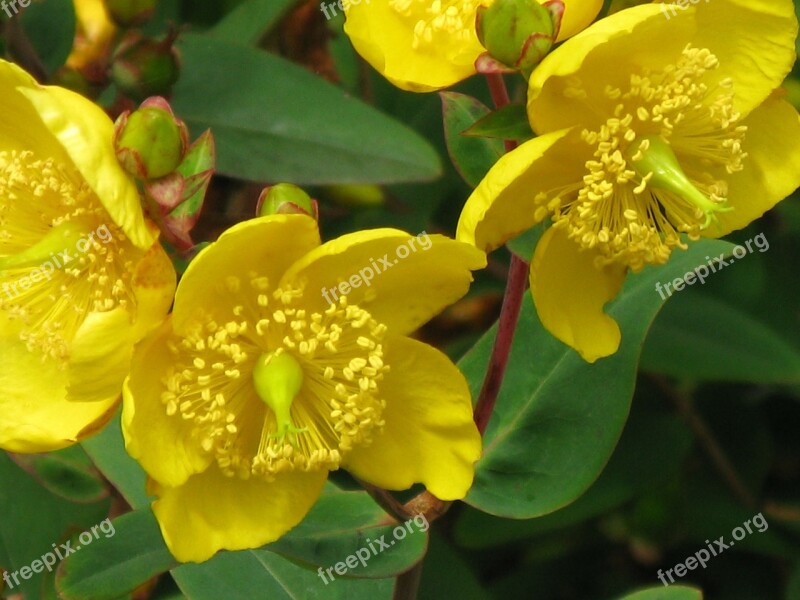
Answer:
[557,0,603,41]
[67,307,134,403]
[528,0,797,133]
[172,215,320,334]
[703,96,800,238]
[151,466,327,563]
[129,240,177,343]
[0,315,118,452]
[122,320,213,488]
[457,127,584,253]
[281,230,485,336]
[17,85,154,250]
[67,0,117,70]
[341,335,481,500]
[0,60,73,158]
[530,227,627,363]
[344,0,483,92]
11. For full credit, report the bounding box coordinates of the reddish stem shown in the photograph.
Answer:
[472,73,530,435]
[473,254,528,434]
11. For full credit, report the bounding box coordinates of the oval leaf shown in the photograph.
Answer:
[171,35,441,185]
[459,238,734,518]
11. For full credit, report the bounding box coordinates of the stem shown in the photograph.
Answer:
[393,560,425,600]
[381,73,530,600]
[472,73,529,435]
[653,375,758,509]
[473,255,528,434]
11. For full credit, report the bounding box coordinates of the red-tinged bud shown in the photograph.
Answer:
[256,184,319,220]
[476,0,563,77]
[111,31,180,102]
[114,97,189,180]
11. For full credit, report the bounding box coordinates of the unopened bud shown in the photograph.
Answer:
[111,32,180,102]
[257,184,318,219]
[106,0,157,27]
[476,0,563,77]
[115,97,188,180]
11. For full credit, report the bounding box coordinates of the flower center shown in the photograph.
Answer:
[549,45,747,270]
[0,150,137,361]
[252,349,307,446]
[390,0,482,50]
[161,274,390,481]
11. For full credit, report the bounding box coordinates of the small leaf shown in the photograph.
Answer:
[17,0,76,75]
[9,447,108,504]
[0,452,109,598]
[267,485,428,579]
[440,92,504,188]
[56,510,176,600]
[462,103,534,142]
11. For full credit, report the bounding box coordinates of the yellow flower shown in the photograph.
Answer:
[0,60,176,452]
[67,0,117,71]
[122,214,485,563]
[458,0,800,362]
[344,0,603,92]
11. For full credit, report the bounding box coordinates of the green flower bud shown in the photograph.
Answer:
[111,32,180,102]
[106,0,157,27]
[256,184,319,220]
[476,0,563,77]
[114,97,188,180]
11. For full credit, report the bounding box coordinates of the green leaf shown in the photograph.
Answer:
[171,35,441,185]
[209,0,296,45]
[172,550,394,599]
[268,485,428,579]
[17,0,76,75]
[642,291,800,383]
[458,238,734,518]
[462,103,534,142]
[0,452,110,599]
[81,409,151,509]
[56,510,176,600]
[454,404,692,548]
[440,92,504,188]
[615,585,703,600]
[8,446,108,504]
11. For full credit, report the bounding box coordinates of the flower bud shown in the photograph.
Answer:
[256,184,319,220]
[111,32,180,102]
[114,97,188,180]
[476,0,564,77]
[106,0,157,27]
